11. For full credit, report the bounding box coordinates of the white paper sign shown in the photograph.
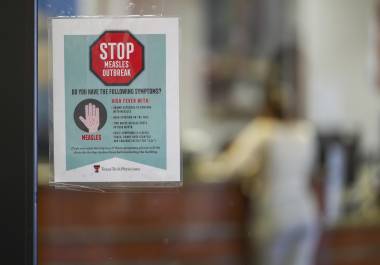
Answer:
[51,17,180,185]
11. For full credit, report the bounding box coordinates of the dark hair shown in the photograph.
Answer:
[262,46,299,120]
[262,60,286,119]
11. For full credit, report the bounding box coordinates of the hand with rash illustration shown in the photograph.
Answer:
[79,103,100,133]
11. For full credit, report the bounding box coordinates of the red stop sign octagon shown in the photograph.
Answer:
[90,31,144,85]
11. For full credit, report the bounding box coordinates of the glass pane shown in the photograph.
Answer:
[38,1,380,265]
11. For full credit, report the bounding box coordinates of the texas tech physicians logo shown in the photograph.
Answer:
[94,165,100,173]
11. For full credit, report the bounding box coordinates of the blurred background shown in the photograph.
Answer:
[38,0,380,265]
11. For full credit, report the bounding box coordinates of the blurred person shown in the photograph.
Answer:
[197,54,320,265]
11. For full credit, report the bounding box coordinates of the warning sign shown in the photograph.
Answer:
[51,17,180,185]
[90,31,144,85]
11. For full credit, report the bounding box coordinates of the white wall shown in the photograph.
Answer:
[164,0,209,131]
[298,0,380,154]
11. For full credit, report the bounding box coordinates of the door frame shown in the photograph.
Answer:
[1,0,36,264]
